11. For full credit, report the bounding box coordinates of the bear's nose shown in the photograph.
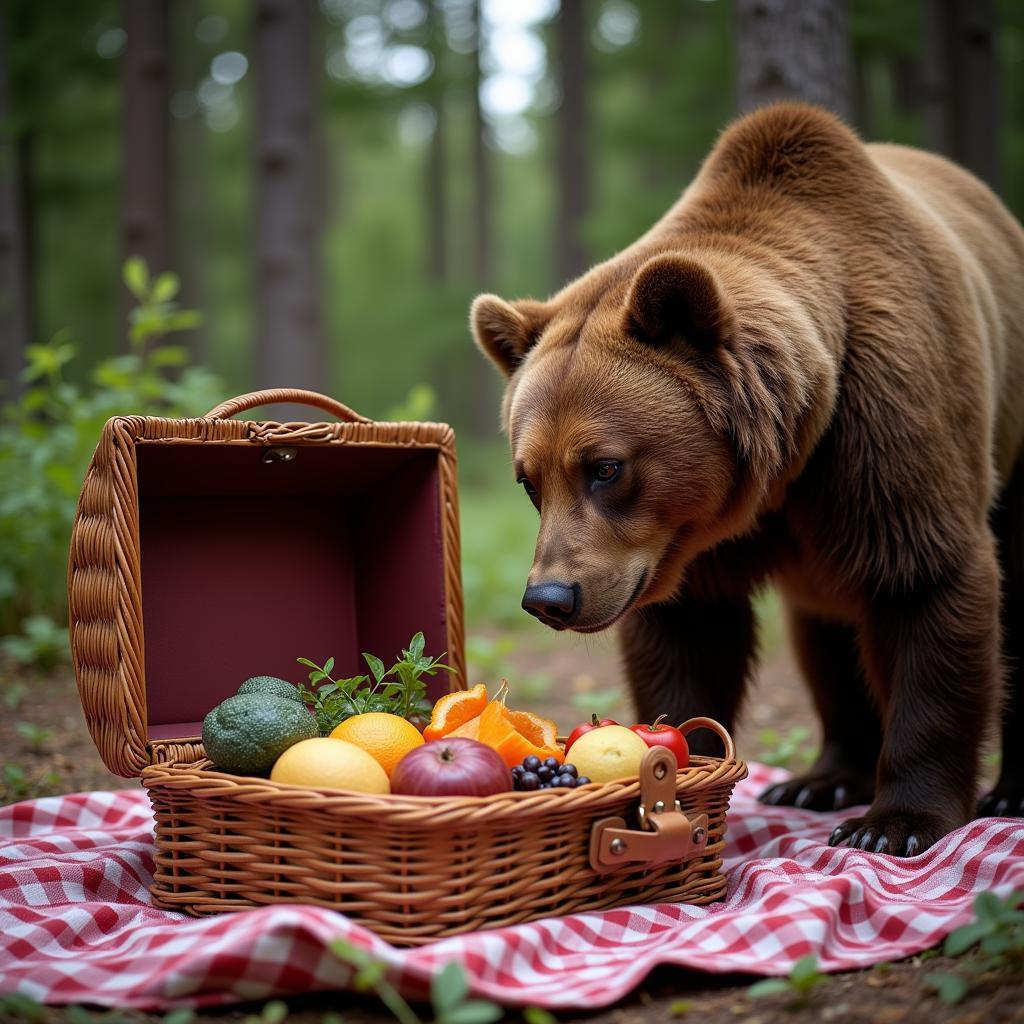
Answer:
[522,582,580,625]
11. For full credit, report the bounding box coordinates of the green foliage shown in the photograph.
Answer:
[329,940,504,1024]
[0,260,219,648]
[757,727,819,770]
[571,689,623,718]
[925,889,1024,1005]
[297,632,452,733]
[242,1001,289,1024]
[748,954,827,1007]
[15,720,53,753]
[1,614,69,671]
[1,762,62,803]
[466,633,552,701]
[0,992,46,1022]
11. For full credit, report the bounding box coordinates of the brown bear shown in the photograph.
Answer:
[470,103,1024,856]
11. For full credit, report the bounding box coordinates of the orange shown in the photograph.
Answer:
[329,713,425,777]
[448,714,482,739]
[477,700,563,768]
[423,683,488,742]
[270,738,390,794]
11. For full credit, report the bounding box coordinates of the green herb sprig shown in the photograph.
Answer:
[297,632,454,733]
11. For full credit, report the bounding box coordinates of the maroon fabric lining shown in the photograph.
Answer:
[136,442,449,739]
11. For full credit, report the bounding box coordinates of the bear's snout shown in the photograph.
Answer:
[521,581,580,629]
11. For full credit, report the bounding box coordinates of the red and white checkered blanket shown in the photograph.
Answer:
[2,763,1023,1010]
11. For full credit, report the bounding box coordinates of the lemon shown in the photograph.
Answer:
[568,725,650,784]
[270,737,390,794]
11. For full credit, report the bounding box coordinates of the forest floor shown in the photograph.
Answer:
[2,634,1021,1024]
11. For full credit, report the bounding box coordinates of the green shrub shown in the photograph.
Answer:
[0,259,221,654]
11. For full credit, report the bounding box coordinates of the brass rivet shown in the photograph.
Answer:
[693,826,707,844]
[609,838,627,855]
[653,800,665,813]
[262,446,297,464]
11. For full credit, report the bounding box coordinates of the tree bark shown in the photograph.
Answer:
[555,0,589,284]
[921,0,999,191]
[170,0,207,362]
[0,0,29,399]
[253,0,326,418]
[425,0,446,283]
[121,0,170,346]
[735,0,851,119]
[471,0,490,288]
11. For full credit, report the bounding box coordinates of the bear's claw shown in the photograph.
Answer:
[827,810,949,856]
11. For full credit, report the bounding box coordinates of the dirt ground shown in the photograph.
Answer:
[1,635,1020,1024]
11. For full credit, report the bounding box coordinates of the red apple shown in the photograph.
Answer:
[391,737,513,797]
[630,715,689,767]
[565,714,620,754]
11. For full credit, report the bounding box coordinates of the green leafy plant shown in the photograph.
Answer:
[242,1000,288,1024]
[1,762,62,803]
[330,940,503,1023]
[757,726,818,769]
[0,991,46,1022]
[1,678,28,711]
[571,689,622,718]
[925,889,1024,1005]
[297,632,453,733]
[0,259,219,652]
[748,954,827,1007]
[15,720,53,754]
[1,614,69,670]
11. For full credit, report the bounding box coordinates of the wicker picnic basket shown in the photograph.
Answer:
[68,388,747,945]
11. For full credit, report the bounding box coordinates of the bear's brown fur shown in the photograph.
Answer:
[471,103,1024,856]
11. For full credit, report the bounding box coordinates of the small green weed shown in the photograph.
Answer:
[242,1000,288,1024]
[748,954,827,1007]
[757,726,818,769]
[1,614,69,671]
[0,992,46,1022]
[330,940,504,1023]
[925,889,1024,1005]
[16,720,54,754]
[1,762,62,803]
[1,678,28,711]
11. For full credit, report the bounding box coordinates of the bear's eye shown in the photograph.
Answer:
[592,460,621,484]
[517,476,538,499]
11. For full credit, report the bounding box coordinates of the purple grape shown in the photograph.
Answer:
[576,776,592,786]
[543,757,560,770]
[560,764,578,778]
[537,765,553,782]
[519,772,540,791]
[522,755,542,772]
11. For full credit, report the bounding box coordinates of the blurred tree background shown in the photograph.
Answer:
[1,0,1022,664]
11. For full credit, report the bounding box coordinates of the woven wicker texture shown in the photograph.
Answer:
[68,389,465,777]
[142,747,745,944]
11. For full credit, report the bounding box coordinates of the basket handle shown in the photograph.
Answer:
[677,717,735,760]
[204,389,371,423]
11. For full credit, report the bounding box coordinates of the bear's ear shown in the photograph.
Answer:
[622,254,735,350]
[470,294,551,377]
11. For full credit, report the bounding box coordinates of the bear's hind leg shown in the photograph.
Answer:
[979,454,1024,817]
[760,608,882,811]
[618,594,755,757]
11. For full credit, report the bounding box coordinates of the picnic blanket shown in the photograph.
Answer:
[2,763,1023,1011]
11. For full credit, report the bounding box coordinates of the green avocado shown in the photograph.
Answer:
[236,675,304,703]
[202,693,319,776]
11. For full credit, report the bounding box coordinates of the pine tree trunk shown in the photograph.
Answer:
[425,0,446,283]
[170,0,207,362]
[0,0,29,400]
[254,0,326,417]
[121,0,170,347]
[555,0,589,285]
[922,0,999,191]
[735,0,851,118]
[470,0,497,435]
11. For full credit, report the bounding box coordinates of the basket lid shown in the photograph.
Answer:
[69,389,466,776]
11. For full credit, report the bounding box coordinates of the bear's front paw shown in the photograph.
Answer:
[977,784,1024,818]
[827,809,956,856]
[759,770,873,812]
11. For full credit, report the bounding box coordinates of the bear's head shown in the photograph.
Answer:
[471,251,836,631]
